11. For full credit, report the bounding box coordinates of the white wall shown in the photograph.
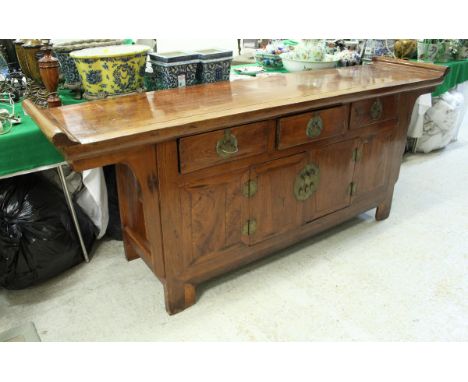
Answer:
[51,39,241,55]
[154,39,239,55]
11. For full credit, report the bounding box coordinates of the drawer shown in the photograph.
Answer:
[179,121,273,174]
[350,95,398,129]
[277,105,348,150]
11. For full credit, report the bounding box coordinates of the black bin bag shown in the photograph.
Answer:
[0,173,97,289]
[103,165,122,241]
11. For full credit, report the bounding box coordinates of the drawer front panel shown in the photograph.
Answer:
[277,105,348,150]
[179,121,273,174]
[350,95,398,129]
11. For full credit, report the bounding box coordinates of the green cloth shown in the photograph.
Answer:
[0,90,85,177]
[431,59,468,97]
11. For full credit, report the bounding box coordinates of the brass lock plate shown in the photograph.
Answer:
[294,163,320,201]
[306,114,323,138]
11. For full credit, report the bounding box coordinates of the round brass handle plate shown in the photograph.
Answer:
[216,129,239,158]
[306,115,323,138]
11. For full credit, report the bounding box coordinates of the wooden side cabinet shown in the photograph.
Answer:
[153,98,407,314]
[24,58,448,315]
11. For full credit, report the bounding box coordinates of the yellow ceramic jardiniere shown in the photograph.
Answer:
[71,44,150,100]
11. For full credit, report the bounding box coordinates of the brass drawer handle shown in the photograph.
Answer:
[370,99,383,120]
[216,129,239,158]
[294,163,320,201]
[306,114,323,138]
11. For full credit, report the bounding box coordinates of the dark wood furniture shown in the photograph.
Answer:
[24,58,448,315]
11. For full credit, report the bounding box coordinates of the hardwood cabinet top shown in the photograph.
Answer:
[24,57,447,159]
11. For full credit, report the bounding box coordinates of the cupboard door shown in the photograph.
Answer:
[352,127,395,202]
[248,153,308,245]
[180,169,250,267]
[305,139,359,221]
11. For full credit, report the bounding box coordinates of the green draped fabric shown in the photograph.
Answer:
[432,59,468,97]
[0,91,84,177]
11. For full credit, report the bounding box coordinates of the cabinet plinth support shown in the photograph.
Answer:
[375,189,394,221]
[163,281,196,315]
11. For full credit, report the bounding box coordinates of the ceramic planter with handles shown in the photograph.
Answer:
[195,49,233,84]
[255,51,283,70]
[71,44,150,100]
[149,51,200,90]
[417,42,440,62]
[53,39,124,90]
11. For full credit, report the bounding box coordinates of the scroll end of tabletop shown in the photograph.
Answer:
[22,99,79,148]
[372,56,450,78]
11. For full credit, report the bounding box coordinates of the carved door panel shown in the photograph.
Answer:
[304,138,359,221]
[179,169,250,267]
[247,153,309,245]
[352,128,395,202]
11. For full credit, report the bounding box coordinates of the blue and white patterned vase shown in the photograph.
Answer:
[53,39,124,90]
[71,45,150,100]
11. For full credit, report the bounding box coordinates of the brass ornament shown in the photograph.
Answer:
[242,179,257,198]
[216,129,239,158]
[242,219,257,236]
[294,163,320,201]
[370,99,383,120]
[352,147,363,162]
[306,114,323,138]
[348,182,357,196]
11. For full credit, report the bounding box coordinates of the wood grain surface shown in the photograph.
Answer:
[23,58,448,164]
[22,58,449,315]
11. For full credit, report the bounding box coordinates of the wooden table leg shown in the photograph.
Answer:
[116,144,197,314]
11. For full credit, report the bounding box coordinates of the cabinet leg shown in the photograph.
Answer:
[123,238,139,261]
[375,194,393,221]
[163,280,196,315]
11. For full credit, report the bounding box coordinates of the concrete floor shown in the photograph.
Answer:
[1,127,467,341]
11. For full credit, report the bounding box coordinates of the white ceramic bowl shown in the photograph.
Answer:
[281,57,338,72]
